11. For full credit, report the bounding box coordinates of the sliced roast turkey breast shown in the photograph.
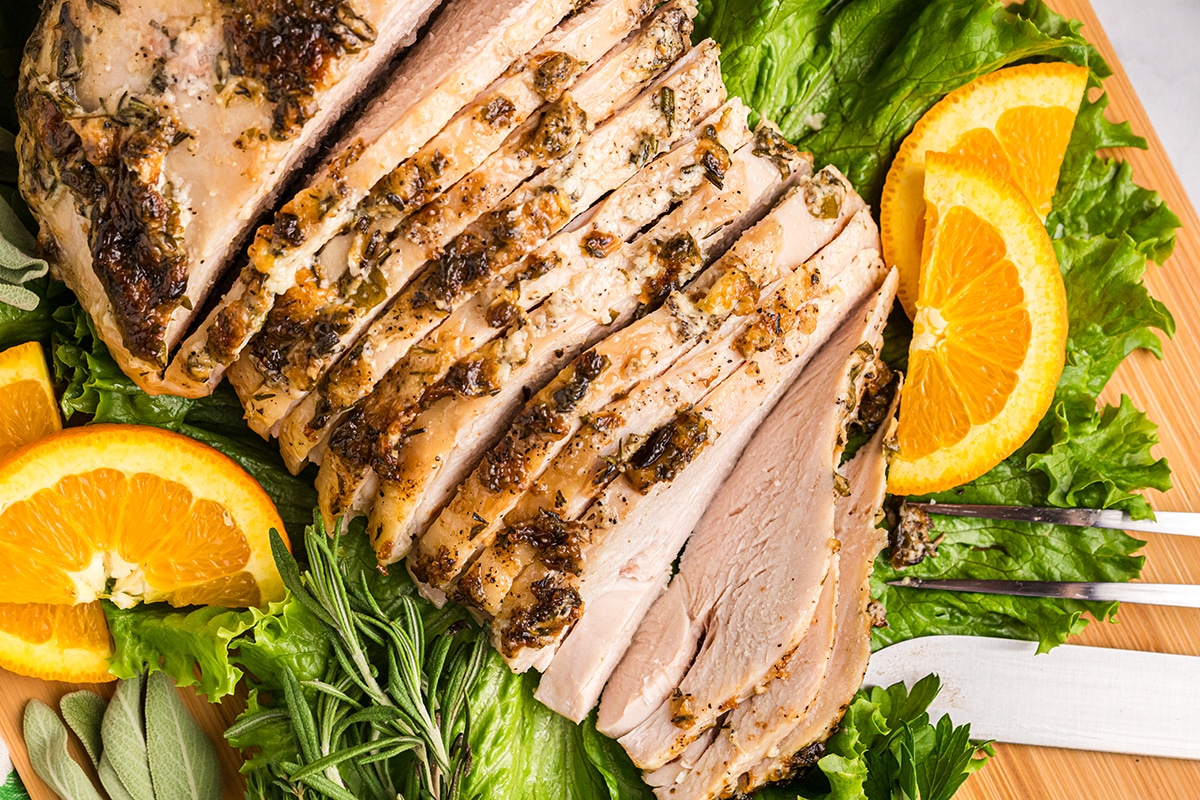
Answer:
[280,38,723,473]
[366,118,794,566]
[363,101,756,563]
[741,392,893,791]
[656,351,897,800]
[655,560,841,798]
[339,102,754,510]
[313,41,728,521]
[458,167,866,618]
[494,209,886,712]
[408,127,803,598]
[605,269,896,773]
[227,0,686,425]
[531,567,675,721]
[17,0,441,390]
[165,0,584,393]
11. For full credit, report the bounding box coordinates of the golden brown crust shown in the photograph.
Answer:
[18,2,189,366]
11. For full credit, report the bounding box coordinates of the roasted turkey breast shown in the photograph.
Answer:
[18,4,901,785]
[18,0,442,389]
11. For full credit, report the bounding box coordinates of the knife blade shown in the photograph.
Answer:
[907,502,1200,538]
[887,577,1200,608]
[865,635,1200,759]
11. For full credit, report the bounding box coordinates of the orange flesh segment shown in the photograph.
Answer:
[995,105,1077,216]
[0,601,114,683]
[0,342,61,457]
[0,469,256,605]
[0,379,59,454]
[900,203,1032,458]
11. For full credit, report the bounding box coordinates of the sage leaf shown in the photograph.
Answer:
[99,752,139,800]
[101,674,155,800]
[22,700,104,800]
[59,691,106,768]
[145,670,221,800]
[0,194,48,311]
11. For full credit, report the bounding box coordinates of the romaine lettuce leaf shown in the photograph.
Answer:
[698,0,1105,204]
[464,655,652,800]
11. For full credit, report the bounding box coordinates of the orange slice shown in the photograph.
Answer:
[881,62,1088,317]
[0,424,288,609]
[887,153,1067,495]
[0,341,61,456]
[0,342,113,682]
[0,602,114,682]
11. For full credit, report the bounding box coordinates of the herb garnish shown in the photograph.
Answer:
[24,674,220,800]
[229,518,487,799]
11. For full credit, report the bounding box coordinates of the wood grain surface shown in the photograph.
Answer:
[2,0,1198,798]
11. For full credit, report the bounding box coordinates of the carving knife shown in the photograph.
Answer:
[865,635,1200,759]
[906,502,1200,538]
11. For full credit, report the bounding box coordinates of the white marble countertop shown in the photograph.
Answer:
[1092,0,1200,207]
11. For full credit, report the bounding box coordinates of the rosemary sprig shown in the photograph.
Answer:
[243,517,486,800]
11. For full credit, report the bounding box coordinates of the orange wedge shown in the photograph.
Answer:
[881,62,1088,316]
[0,602,114,682]
[0,341,61,455]
[887,153,1067,496]
[0,424,288,609]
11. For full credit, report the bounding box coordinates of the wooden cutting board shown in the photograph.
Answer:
[2,0,1198,798]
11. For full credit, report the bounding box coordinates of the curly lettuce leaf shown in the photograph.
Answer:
[756,676,989,800]
[872,457,1147,652]
[1049,233,1174,408]
[52,303,193,426]
[1030,395,1170,516]
[105,592,328,701]
[225,688,299,776]
[104,602,261,699]
[1049,93,1180,261]
[228,595,329,692]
